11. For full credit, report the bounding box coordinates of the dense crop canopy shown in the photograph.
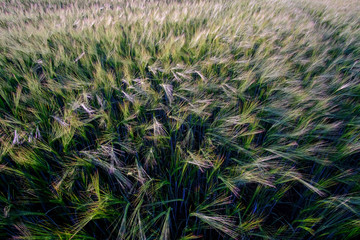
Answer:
[0,0,359,239]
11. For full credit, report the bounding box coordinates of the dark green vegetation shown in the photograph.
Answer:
[0,0,359,239]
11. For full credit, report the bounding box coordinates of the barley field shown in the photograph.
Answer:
[0,0,359,239]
